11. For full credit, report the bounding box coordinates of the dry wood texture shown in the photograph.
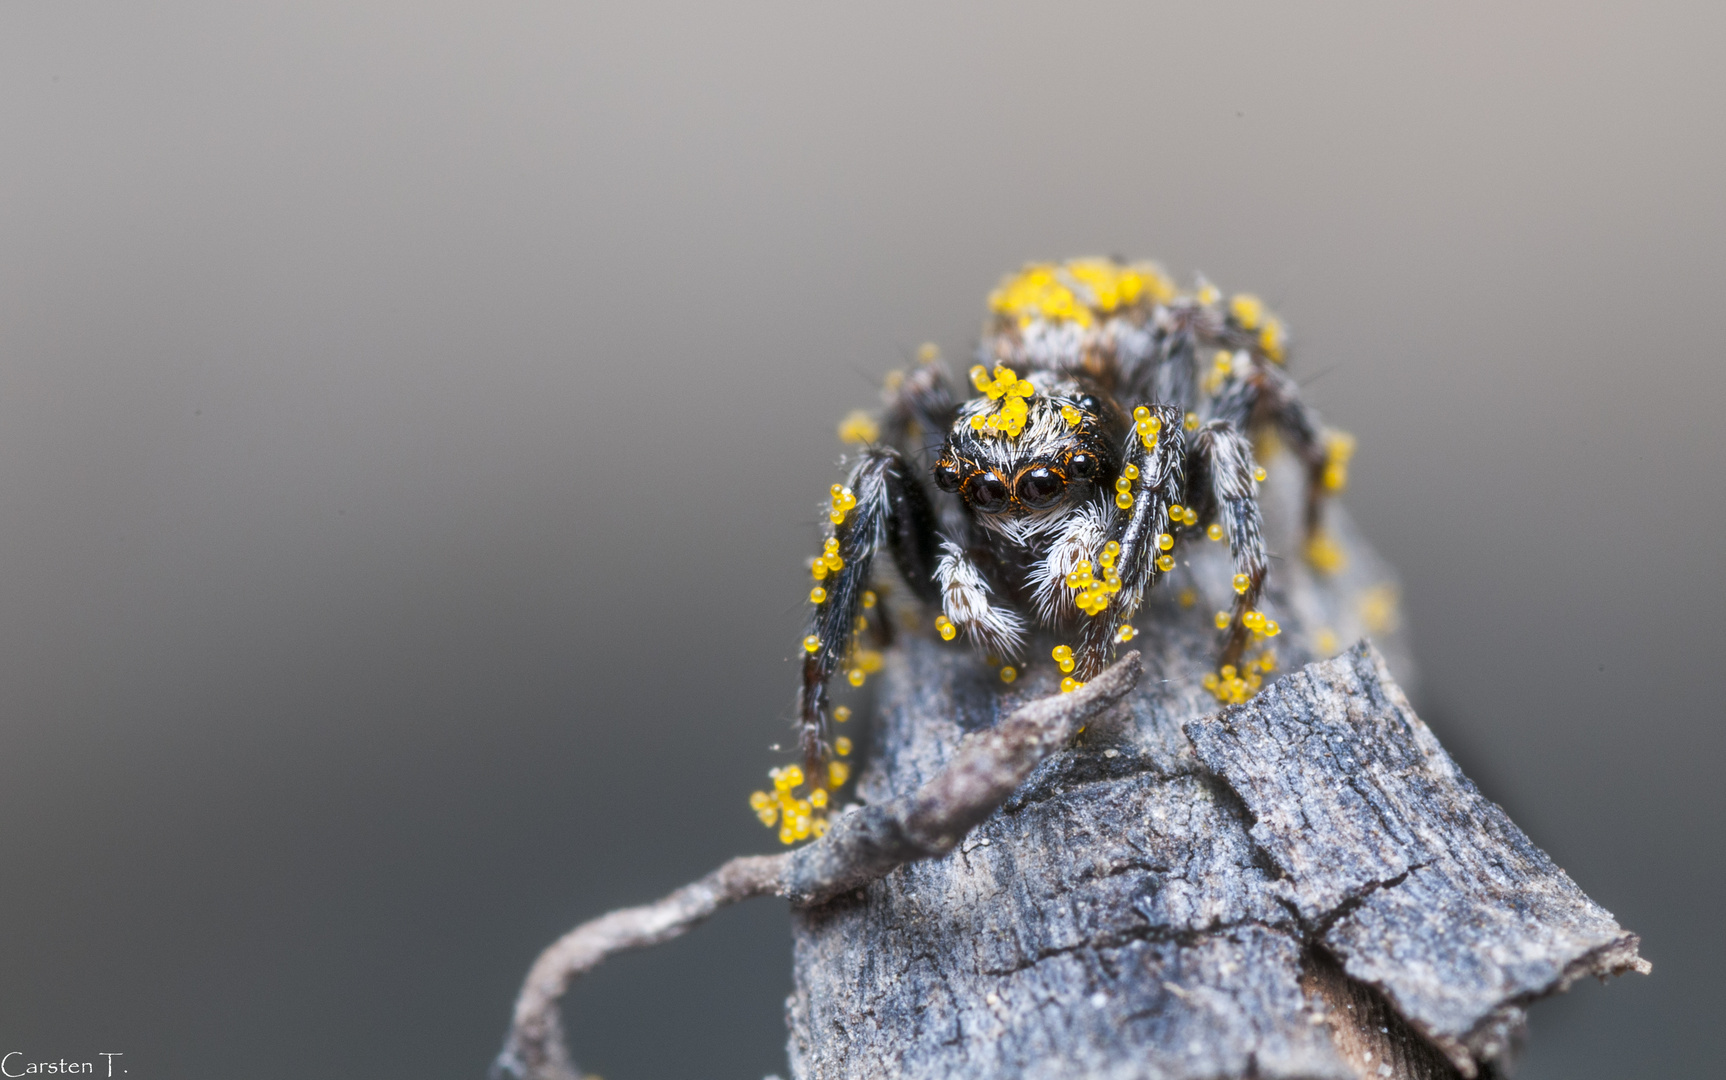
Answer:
[494,478,1645,1080]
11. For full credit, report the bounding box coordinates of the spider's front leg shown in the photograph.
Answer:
[1187,419,1270,669]
[1069,404,1187,680]
[798,447,941,781]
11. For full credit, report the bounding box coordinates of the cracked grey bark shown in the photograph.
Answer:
[787,636,1645,1080]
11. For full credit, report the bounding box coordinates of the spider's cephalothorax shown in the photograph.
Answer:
[750,258,1356,845]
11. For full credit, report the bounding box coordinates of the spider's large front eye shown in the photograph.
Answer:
[1016,467,1065,510]
[966,472,1011,513]
[1069,452,1099,480]
[934,461,962,493]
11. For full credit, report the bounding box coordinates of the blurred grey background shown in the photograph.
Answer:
[0,3,1719,1077]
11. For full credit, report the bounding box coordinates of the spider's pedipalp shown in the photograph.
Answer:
[935,540,1030,661]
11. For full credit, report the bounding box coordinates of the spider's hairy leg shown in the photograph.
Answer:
[1072,405,1186,680]
[1189,420,1269,669]
[798,448,941,779]
[935,542,1029,663]
[1214,364,1341,548]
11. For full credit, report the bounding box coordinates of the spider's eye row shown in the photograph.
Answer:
[1016,467,1065,509]
[966,472,1011,513]
[1069,452,1099,479]
[933,460,963,493]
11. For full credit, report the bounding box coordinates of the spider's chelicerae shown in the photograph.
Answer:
[750,258,1355,844]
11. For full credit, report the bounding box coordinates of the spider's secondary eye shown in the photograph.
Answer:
[1017,467,1065,509]
[967,473,1011,513]
[934,461,962,493]
[1069,452,1099,479]
[1078,395,1101,414]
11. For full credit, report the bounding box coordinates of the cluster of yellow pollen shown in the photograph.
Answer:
[1305,530,1347,574]
[1060,676,1087,694]
[1132,406,1162,450]
[934,614,957,640]
[986,260,1175,329]
[1051,644,1076,673]
[1227,293,1287,363]
[1322,431,1356,492]
[811,537,845,585]
[838,410,880,445]
[1170,503,1199,527]
[1114,463,1139,509]
[829,484,858,525]
[1059,403,1083,427]
[968,364,1035,437]
[750,765,831,845]
[1242,609,1282,638]
[1070,541,1123,615]
[1203,650,1278,704]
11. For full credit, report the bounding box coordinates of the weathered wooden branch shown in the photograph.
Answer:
[491,487,1645,1079]
[491,652,1145,1080]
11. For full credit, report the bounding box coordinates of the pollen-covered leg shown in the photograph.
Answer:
[797,448,940,780]
[1213,364,1352,564]
[1068,404,1187,681]
[935,541,1029,661]
[1188,420,1270,670]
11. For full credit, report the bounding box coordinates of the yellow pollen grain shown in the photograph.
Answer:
[1123,464,1140,480]
[833,705,852,723]
[999,666,1017,684]
[810,586,827,604]
[1182,507,1198,526]
[1233,573,1251,594]
[847,668,865,687]
[828,761,850,787]
[934,614,957,641]
[803,635,821,653]
[1184,412,1200,431]
[1158,533,1174,550]
[1179,588,1196,608]
[838,410,880,445]
[1215,611,1232,630]
[1116,491,1134,509]
[862,590,877,608]
[1229,294,1264,331]
[835,737,853,756]
[1157,554,1175,572]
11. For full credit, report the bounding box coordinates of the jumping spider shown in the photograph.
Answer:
[752,258,1354,844]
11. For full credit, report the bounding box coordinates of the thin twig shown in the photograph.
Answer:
[491,651,1142,1080]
